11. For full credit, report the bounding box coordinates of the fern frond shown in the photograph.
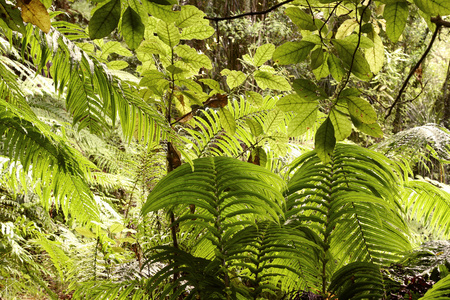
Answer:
[402,178,450,238]
[328,262,385,300]
[285,144,411,291]
[419,274,450,300]
[0,100,99,224]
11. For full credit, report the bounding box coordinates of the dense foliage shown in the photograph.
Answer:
[0,0,450,299]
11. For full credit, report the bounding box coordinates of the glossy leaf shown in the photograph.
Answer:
[384,2,408,42]
[89,0,121,39]
[315,117,336,164]
[272,41,315,65]
[253,70,291,91]
[121,6,145,50]
[254,44,276,67]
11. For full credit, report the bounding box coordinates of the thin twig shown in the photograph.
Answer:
[205,0,294,21]
[335,1,371,100]
[385,25,441,119]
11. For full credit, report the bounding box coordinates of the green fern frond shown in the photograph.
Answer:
[328,262,385,300]
[34,235,72,282]
[0,100,99,224]
[402,178,450,238]
[285,144,411,291]
[419,274,450,300]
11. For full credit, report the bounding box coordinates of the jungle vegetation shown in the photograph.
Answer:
[0,0,450,299]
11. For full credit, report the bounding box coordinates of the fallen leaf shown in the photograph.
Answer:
[17,0,50,33]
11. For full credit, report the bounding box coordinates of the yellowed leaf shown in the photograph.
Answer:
[17,0,50,33]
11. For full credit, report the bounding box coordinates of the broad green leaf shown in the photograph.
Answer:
[17,0,50,33]
[342,34,374,49]
[110,223,125,234]
[267,132,289,156]
[176,79,203,93]
[345,96,377,124]
[413,0,450,16]
[312,54,330,80]
[310,48,325,70]
[315,117,336,163]
[221,70,247,89]
[199,79,225,94]
[0,0,26,33]
[121,7,145,50]
[351,115,383,137]
[219,108,236,135]
[175,44,212,69]
[272,41,315,65]
[384,2,408,42]
[176,5,207,28]
[292,79,326,100]
[136,37,169,60]
[333,39,373,81]
[140,70,167,87]
[144,0,177,7]
[365,30,384,74]
[101,41,132,59]
[254,44,276,67]
[143,1,179,23]
[288,106,318,136]
[265,109,285,132]
[253,71,291,91]
[302,34,323,45]
[328,54,346,81]
[329,107,352,141]
[107,60,129,70]
[277,93,318,112]
[181,25,215,40]
[157,20,181,47]
[89,0,121,39]
[246,91,263,106]
[335,19,358,39]
[418,10,436,31]
[285,7,317,31]
[75,227,97,238]
[246,119,263,136]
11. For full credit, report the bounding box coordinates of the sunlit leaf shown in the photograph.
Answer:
[272,41,315,65]
[413,0,450,16]
[328,54,346,81]
[0,0,26,33]
[176,5,207,28]
[345,96,377,124]
[384,2,408,42]
[288,106,318,136]
[333,39,373,81]
[219,107,236,135]
[156,20,181,47]
[335,19,358,40]
[17,0,50,33]
[253,70,291,91]
[277,93,318,112]
[221,69,247,89]
[329,107,352,141]
[181,24,215,40]
[254,44,275,67]
[365,30,384,74]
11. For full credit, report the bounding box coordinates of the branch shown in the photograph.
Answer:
[431,16,450,28]
[204,0,294,21]
[385,24,441,119]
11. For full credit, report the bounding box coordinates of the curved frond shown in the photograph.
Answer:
[419,274,450,300]
[0,100,99,223]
